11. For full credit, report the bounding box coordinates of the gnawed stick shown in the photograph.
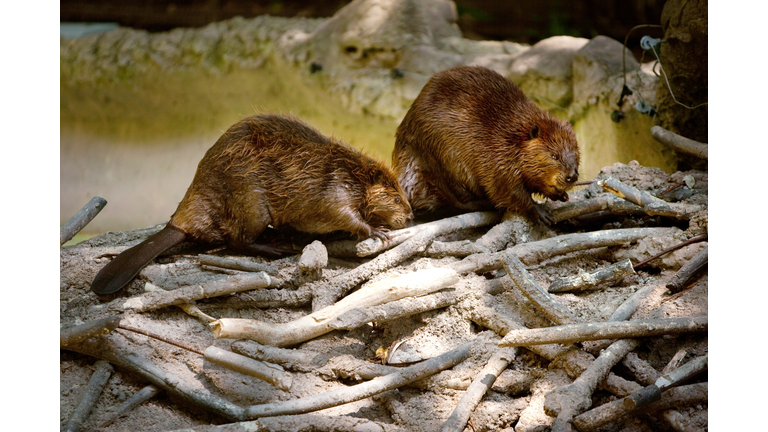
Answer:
[312,211,500,310]
[504,253,582,325]
[67,335,247,421]
[498,316,708,347]
[330,289,460,330]
[242,341,473,419]
[60,196,108,245]
[63,360,114,432]
[597,177,703,219]
[439,346,517,432]
[549,194,647,223]
[453,227,678,275]
[204,346,293,392]
[61,315,122,348]
[123,272,278,313]
[211,267,460,346]
[355,211,501,257]
[623,355,708,410]
[99,385,161,427]
[198,254,279,275]
[548,259,635,293]
[163,414,406,432]
[230,340,326,373]
[666,245,708,293]
[651,125,708,159]
[425,213,534,258]
[572,382,707,431]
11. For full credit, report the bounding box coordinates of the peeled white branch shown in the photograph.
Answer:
[355,211,500,257]
[211,267,460,346]
[312,211,498,310]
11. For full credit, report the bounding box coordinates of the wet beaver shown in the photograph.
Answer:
[91,114,413,295]
[392,65,580,224]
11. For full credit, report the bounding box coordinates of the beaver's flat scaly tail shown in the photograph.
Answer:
[91,224,187,295]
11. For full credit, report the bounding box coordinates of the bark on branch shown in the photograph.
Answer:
[498,316,708,347]
[243,341,474,419]
[651,125,708,159]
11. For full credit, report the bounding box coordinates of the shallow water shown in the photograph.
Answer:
[60,62,400,235]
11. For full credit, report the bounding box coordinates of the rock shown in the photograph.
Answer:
[571,35,639,114]
[655,0,708,170]
[507,35,589,108]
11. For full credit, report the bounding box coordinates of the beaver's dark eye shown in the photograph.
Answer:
[551,154,558,160]
[395,197,401,204]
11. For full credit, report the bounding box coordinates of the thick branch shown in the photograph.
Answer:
[242,342,473,419]
[651,125,708,159]
[66,335,246,421]
[439,346,517,432]
[60,196,108,245]
[452,227,677,275]
[211,268,460,346]
[198,254,279,275]
[504,253,582,325]
[61,315,122,348]
[312,212,497,310]
[63,360,114,432]
[666,245,708,293]
[548,259,635,293]
[354,211,500,257]
[572,382,708,431]
[498,316,708,347]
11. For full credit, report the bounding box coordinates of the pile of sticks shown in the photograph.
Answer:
[60,171,708,432]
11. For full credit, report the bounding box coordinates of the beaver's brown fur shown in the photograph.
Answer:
[392,65,580,224]
[92,114,412,295]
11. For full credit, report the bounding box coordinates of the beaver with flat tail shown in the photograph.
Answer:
[393,65,579,224]
[92,114,412,295]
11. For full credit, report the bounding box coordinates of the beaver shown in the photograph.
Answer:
[392,65,580,224]
[91,114,413,295]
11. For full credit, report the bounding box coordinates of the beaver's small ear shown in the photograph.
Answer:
[530,124,540,139]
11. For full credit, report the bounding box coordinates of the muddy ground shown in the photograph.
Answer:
[60,161,708,431]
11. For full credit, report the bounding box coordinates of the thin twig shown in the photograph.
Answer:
[99,385,161,427]
[633,235,707,269]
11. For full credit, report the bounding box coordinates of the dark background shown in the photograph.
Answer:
[60,0,667,47]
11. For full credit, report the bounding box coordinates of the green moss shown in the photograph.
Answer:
[60,57,400,161]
